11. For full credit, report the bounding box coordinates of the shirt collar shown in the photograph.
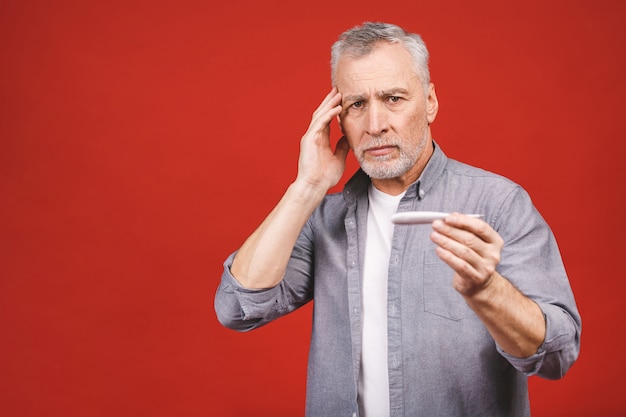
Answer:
[415,140,448,200]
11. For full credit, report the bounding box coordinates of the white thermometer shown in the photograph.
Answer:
[391,211,484,225]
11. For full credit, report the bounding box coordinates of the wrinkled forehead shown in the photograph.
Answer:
[333,42,421,87]
[334,43,422,92]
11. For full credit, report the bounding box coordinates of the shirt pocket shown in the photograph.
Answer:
[422,250,476,320]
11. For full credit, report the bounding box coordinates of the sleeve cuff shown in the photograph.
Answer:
[220,253,282,321]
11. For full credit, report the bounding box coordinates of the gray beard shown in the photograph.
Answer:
[359,151,417,179]
[356,135,424,179]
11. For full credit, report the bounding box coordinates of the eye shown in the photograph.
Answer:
[388,96,401,103]
[351,101,363,108]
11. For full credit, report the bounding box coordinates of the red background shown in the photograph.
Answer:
[1,1,625,416]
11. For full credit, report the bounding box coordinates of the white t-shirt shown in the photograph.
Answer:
[358,184,404,417]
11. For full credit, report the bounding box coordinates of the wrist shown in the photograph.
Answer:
[289,178,329,206]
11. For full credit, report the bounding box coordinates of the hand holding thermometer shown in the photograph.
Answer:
[391,211,484,225]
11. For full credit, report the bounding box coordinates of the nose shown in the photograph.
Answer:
[365,102,389,136]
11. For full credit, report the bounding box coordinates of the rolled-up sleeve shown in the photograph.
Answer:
[214,252,286,331]
[498,302,581,379]
[214,224,316,332]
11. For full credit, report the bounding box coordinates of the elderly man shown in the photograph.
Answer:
[215,22,581,417]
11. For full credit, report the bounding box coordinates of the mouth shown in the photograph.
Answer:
[365,145,397,157]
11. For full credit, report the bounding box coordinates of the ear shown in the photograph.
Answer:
[336,114,345,135]
[426,83,439,124]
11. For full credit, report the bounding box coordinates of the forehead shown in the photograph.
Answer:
[335,42,420,95]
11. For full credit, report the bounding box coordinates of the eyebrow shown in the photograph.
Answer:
[342,94,366,104]
[342,88,410,104]
[377,88,409,97]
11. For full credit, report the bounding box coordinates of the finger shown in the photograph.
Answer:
[430,220,496,275]
[432,219,485,254]
[431,233,494,295]
[434,244,480,278]
[443,212,494,243]
[431,222,500,282]
[431,226,481,266]
[312,88,342,119]
[443,214,504,263]
[319,87,339,107]
[308,98,342,136]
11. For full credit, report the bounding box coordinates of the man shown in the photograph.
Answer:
[214,22,581,417]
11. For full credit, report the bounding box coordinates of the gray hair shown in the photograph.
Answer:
[330,22,430,90]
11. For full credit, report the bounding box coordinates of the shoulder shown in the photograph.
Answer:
[425,141,522,198]
[445,157,516,185]
[428,155,526,208]
[426,151,539,231]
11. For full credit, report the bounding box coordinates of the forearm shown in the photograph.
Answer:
[231,180,326,289]
[463,271,546,358]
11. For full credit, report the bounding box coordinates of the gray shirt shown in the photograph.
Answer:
[214,142,581,417]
